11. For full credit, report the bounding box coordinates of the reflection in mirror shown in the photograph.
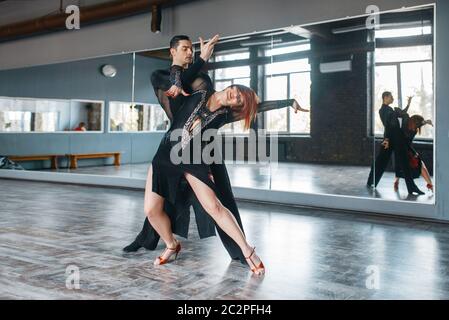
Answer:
[69,100,104,132]
[198,5,433,204]
[370,5,434,203]
[109,102,169,132]
[0,97,104,133]
[264,41,311,134]
[0,4,434,206]
[0,52,135,174]
[201,31,315,191]
[64,53,134,177]
[0,97,68,132]
[214,51,250,134]
[123,49,174,177]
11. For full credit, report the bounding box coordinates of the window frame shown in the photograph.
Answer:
[211,44,312,136]
[373,45,434,141]
[212,49,252,135]
[263,70,311,135]
[108,101,169,133]
[0,96,105,134]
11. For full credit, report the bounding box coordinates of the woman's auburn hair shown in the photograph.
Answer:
[410,114,425,134]
[228,84,260,130]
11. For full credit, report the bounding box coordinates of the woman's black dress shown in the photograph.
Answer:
[126,61,296,264]
[395,113,422,179]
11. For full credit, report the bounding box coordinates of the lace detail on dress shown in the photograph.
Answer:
[181,90,227,150]
[169,66,182,88]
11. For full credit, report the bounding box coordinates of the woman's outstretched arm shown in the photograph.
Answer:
[225,99,309,124]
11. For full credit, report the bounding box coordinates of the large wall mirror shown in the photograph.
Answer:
[0,97,104,132]
[370,6,434,203]
[0,4,435,207]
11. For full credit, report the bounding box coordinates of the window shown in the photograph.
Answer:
[375,26,431,39]
[374,43,433,139]
[211,44,311,135]
[0,111,30,132]
[109,102,169,132]
[0,97,104,132]
[213,51,250,134]
[0,97,62,132]
[264,45,311,134]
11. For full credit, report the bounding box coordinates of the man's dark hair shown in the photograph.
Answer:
[382,91,392,100]
[169,35,191,49]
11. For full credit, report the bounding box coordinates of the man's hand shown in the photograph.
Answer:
[199,34,219,61]
[165,85,190,98]
[292,100,309,114]
[406,95,414,106]
[382,139,390,149]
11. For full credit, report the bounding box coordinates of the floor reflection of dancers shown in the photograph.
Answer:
[123,35,308,275]
[394,111,433,192]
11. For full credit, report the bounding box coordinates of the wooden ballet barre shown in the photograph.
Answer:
[66,152,121,169]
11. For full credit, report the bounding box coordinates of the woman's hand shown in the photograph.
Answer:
[292,100,309,114]
[165,85,190,98]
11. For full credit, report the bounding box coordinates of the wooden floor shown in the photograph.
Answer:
[0,178,448,300]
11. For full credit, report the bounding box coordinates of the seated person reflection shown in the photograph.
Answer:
[74,122,87,131]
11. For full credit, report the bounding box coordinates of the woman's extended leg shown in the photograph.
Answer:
[144,165,179,265]
[394,176,400,191]
[184,172,265,275]
[420,161,433,188]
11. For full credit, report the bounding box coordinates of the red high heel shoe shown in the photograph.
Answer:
[155,240,181,265]
[394,180,399,191]
[427,183,433,192]
[245,247,265,275]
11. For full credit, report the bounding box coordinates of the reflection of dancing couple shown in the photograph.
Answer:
[367,91,433,194]
[123,35,308,275]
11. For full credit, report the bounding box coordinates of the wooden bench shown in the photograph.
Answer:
[8,155,60,169]
[66,152,121,169]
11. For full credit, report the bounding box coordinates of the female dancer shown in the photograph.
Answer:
[394,109,433,192]
[148,74,307,275]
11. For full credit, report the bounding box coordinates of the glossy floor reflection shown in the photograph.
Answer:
[0,178,447,299]
[40,161,434,203]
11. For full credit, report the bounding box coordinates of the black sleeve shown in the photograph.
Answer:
[394,107,408,118]
[401,112,410,130]
[225,99,295,124]
[181,57,206,86]
[381,108,392,140]
[151,69,174,121]
[384,108,401,140]
[169,66,182,88]
[379,107,387,139]
[169,57,206,89]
